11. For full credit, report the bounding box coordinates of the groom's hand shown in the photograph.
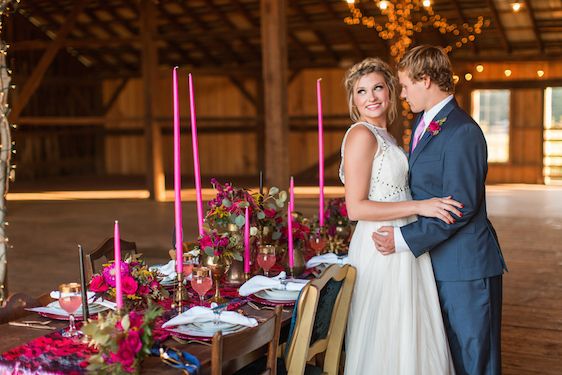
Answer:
[372,226,395,255]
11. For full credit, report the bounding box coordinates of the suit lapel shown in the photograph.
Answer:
[408,98,458,170]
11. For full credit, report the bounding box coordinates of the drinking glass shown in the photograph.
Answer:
[191,267,212,305]
[309,229,327,256]
[257,245,276,277]
[182,257,195,279]
[58,283,83,338]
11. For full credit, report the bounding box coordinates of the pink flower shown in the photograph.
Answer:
[90,274,109,293]
[339,204,348,217]
[122,276,138,295]
[264,208,277,218]
[102,262,130,287]
[428,117,446,136]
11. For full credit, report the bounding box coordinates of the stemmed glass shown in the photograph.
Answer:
[182,256,195,280]
[58,283,83,338]
[309,228,327,256]
[191,267,212,305]
[257,245,276,277]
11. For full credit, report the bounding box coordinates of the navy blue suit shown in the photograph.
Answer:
[400,98,507,374]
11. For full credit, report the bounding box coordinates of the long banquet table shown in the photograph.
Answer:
[0,301,293,374]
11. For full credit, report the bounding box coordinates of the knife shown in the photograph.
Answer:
[8,321,56,330]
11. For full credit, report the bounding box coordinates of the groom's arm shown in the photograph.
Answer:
[400,121,488,258]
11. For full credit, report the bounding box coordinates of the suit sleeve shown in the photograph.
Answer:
[401,122,488,258]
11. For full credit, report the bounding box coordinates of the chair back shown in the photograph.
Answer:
[85,237,137,279]
[0,292,52,324]
[284,264,356,375]
[211,305,283,375]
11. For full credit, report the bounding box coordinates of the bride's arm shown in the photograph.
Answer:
[343,126,461,223]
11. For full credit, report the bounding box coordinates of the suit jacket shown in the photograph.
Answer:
[401,98,506,281]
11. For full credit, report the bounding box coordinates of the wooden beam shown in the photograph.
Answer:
[261,0,290,189]
[522,0,544,52]
[102,78,129,115]
[228,75,257,108]
[450,0,478,54]
[485,0,511,53]
[322,1,366,60]
[140,0,165,201]
[9,0,87,122]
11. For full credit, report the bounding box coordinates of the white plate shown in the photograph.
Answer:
[255,289,300,301]
[47,301,108,315]
[168,323,246,338]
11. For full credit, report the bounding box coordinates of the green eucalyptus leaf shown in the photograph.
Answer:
[250,226,258,236]
[257,211,266,220]
[272,231,282,240]
[204,247,215,257]
[235,215,246,227]
[222,198,232,207]
[233,252,243,261]
[268,187,279,196]
[279,191,287,201]
[121,314,130,331]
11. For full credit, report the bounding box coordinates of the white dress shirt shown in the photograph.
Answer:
[393,95,454,253]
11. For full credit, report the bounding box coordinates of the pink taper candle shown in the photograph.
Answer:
[188,73,204,236]
[289,176,295,213]
[114,220,123,310]
[288,205,294,269]
[317,79,325,227]
[173,67,183,275]
[244,206,250,274]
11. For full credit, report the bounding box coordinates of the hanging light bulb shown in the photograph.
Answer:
[465,73,473,81]
[453,75,460,84]
[379,1,389,10]
[423,0,431,7]
[346,0,355,4]
[511,2,522,12]
[504,69,512,77]
[537,70,545,78]
[476,64,484,73]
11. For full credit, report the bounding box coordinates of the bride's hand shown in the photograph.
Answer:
[416,196,463,224]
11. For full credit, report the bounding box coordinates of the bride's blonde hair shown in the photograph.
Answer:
[344,57,398,125]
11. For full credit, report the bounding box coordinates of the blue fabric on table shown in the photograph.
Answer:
[150,345,200,374]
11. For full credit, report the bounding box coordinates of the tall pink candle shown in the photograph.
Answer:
[114,220,123,310]
[173,67,183,275]
[287,205,294,269]
[317,79,325,227]
[244,206,250,274]
[188,73,204,236]
[289,176,295,213]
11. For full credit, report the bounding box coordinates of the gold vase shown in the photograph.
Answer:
[282,244,306,278]
[224,224,246,285]
[200,253,230,304]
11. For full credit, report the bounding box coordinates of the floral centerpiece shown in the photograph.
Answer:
[83,304,162,374]
[323,197,350,236]
[251,186,288,245]
[197,229,242,262]
[89,254,168,309]
[205,178,260,230]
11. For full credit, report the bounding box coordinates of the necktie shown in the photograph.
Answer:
[411,119,426,152]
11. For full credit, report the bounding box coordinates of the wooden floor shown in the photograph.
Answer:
[4,184,562,374]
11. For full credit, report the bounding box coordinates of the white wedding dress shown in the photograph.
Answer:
[340,122,455,375]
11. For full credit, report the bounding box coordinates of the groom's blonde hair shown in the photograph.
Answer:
[397,45,455,94]
[344,57,398,125]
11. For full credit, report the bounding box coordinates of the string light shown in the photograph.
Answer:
[464,73,473,81]
[537,70,545,78]
[344,0,489,60]
[511,2,522,12]
[476,64,484,73]
[453,74,460,84]
[504,69,512,77]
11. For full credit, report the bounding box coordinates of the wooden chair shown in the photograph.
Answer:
[211,305,283,375]
[0,292,52,324]
[283,264,357,375]
[85,237,137,279]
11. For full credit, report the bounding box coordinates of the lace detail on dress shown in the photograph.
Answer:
[339,122,410,203]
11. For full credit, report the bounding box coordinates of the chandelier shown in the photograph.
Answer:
[344,0,489,60]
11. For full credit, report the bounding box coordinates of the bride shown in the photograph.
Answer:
[340,58,458,374]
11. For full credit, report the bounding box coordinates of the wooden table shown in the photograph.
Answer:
[0,303,293,374]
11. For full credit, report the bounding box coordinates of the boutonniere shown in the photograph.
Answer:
[428,117,447,136]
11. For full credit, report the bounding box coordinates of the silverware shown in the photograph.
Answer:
[171,336,212,346]
[9,321,56,330]
[247,301,291,313]
[21,320,52,325]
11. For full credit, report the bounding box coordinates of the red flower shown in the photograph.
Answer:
[89,275,109,293]
[264,208,277,218]
[339,204,348,217]
[428,117,446,136]
[122,276,138,295]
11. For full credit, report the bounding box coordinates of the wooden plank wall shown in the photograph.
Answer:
[100,60,562,185]
[456,61,562,184]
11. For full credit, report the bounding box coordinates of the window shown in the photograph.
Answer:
[471,90,511,163]
[544,87,562,184]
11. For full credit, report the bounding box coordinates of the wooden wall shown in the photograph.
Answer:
[455,60,562,184]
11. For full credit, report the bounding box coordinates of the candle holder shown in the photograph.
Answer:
[171,273,187,314]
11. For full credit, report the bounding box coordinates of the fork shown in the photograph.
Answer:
[247,301,291,313]
[21,320,52,325]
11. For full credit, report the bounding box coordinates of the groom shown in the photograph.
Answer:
[373,45,507,375]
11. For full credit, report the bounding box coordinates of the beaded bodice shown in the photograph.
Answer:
[339,122,412,203]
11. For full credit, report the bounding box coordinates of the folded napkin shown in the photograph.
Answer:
[150,260,178,283]
[50,290,117,310]
[306,253,350,269]
[238,272,308,297]
[162,306,258,328]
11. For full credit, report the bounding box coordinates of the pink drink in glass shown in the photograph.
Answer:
[192,276,212,304]
[59,295,82,314]
[309,236,327,255]
[182,262,194,278]
[257,254,276,276]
